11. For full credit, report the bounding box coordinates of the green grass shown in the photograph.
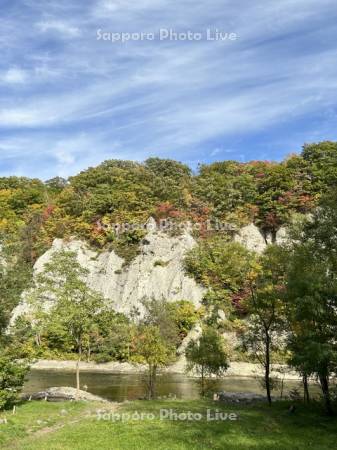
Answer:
[0,399,336,449]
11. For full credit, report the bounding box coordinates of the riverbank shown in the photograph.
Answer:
[31,358,301,380]
[1,399,336,449]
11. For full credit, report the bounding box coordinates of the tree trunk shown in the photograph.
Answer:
[147,365,151,400]
[319,374,333,416]
[151,365,157,399]
[201,365,205,397]
[265,332,272,406]
[76,344,82,400]
[280,377,284,399]
[147,364,157,400]
[303,373,310,404]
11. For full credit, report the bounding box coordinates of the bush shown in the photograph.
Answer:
[0,356,29,410]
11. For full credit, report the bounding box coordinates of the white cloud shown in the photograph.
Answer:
[95,0,167,14]
[36,20,81,37]
[0,107,54,127]
[1,68,28,84]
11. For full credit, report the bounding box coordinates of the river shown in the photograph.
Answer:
[23,370,317,402]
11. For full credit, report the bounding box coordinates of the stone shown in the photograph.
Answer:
[217,391,268,403]
[234,224,267,253]
[22,387,107,403]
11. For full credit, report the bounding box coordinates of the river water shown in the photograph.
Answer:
[23,370,316,402]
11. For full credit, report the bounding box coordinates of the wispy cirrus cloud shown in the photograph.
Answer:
[0,0,337,179]
[36,20,81,37]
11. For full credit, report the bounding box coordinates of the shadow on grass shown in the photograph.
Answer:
[115,399,337,450]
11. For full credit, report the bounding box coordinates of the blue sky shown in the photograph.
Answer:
[1,0,337,179]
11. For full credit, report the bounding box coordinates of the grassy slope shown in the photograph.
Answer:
[1,399,336,450]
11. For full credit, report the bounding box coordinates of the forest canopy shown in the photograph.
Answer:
[0,141,336,261]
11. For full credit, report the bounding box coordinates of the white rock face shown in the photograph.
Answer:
[234,223,288,252]
[11,227,205,321]
[275,226,289,245]
[11,221,289,324]
[234,223,267,253]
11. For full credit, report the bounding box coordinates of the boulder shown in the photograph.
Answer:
[217,391,269,403]
[22,386,107,402]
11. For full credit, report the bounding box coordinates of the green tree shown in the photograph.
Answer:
[132,325,174,399]
[45,177,68,194]
[184,237,254,320]
[242,245,288,406]
[141,298,181,348]
[27,250,106,398]
[131,298,181,399]
[302,141,337,194]
[0,238,32,338]
[145,157,191,207]
[0,356,28,410]
[194,160,257,224]
[185,327,229,396]
[166,300,200,341]
[91,309,132,362]
[0,239,31,411]
[285,191,337,415]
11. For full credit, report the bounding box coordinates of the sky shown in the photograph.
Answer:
[1,0,337,179]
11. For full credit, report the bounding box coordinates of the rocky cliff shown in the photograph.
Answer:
[11,222,286,322]
[11,222,205,322]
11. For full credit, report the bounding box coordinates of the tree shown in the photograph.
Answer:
[141,298,181,348]
[26,250,106,398]
[145,157,192,208]
[132,325,174,399]
[0,240,30,411]
[0,238,32,338]
[242,245,288,406]
[286,246,337,415]
[131,298,181,399]
[194,160,257,224]
[166,300,200,342]
[184,237,254,321]
[91,309,133,362]
[285,192,337,415]
[45,177,68,193]
[301,141,337,194]
[53,290,103,398]
[0,355,28,410]
[185,327,229,397]
[250,160,311,239]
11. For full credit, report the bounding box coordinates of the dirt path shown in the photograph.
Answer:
[34,403,120,437]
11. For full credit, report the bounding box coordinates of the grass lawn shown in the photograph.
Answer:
[0,399,336,449]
